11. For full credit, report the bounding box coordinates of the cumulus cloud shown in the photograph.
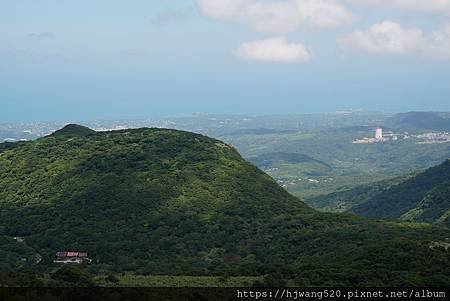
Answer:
[338,21,424,54]
[338,21,450,59]
[235,37,314,62]
[197,0,354,33]
[348,0,450,13]
[426,23,450,59]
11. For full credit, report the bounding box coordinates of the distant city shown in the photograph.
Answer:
[3,113,450,147]
[353,127,450,144]
[1,111,389,142]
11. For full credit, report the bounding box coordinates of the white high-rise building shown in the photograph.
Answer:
[375,128,383,140]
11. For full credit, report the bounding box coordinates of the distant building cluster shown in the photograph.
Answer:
[55,251,92,264]
[415,132,450,144]
[353,127,450,145]
[353,128,407,144]
[275,177,334,188]
[93,126,129,132]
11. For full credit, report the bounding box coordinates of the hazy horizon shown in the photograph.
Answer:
[4,108,449,124]
[2,1,450,122]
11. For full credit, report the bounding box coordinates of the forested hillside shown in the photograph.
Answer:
[307,175,411,212]
[352,160,450,224]
[0,125,449,286]
[310,159,450,226]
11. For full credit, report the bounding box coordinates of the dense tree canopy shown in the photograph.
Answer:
[351,160,450,223]
[0,126,449,286]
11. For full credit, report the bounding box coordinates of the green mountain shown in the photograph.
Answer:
[50,124,96,137]
[1,125,449,286]
[385,112,450,132]
[351,160,450,224]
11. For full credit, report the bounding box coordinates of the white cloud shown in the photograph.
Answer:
[338,21,424,54]
[338,21,450,59]
[197,0,354,33]
[235,37,314,62]
[348,0,450,13]
[425,23,450,59]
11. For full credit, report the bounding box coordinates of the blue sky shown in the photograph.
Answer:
[1,0,450,122]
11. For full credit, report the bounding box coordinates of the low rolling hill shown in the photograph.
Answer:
[385,112,450,132]
[0,125,449,286]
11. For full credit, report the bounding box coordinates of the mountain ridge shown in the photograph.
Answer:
[0,125,449,286]
[384,112,450,132]
[352,159,450,223]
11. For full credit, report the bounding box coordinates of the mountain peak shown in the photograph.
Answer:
[50,124,96,137]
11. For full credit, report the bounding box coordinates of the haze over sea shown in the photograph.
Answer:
[1,0,450,122]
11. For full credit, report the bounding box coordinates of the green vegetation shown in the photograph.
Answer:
[3,112,450,201]
[307,175,412,212]
[352,160,450,223]
[222,126,450,198]
[51,265,95,286]
[400,183,450,225]
[249,152,332,175]
[0,235,39,273]
[95,275,261,287]
[50,124,96,137]
[309,160,450,225]
[1,125,449,287]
